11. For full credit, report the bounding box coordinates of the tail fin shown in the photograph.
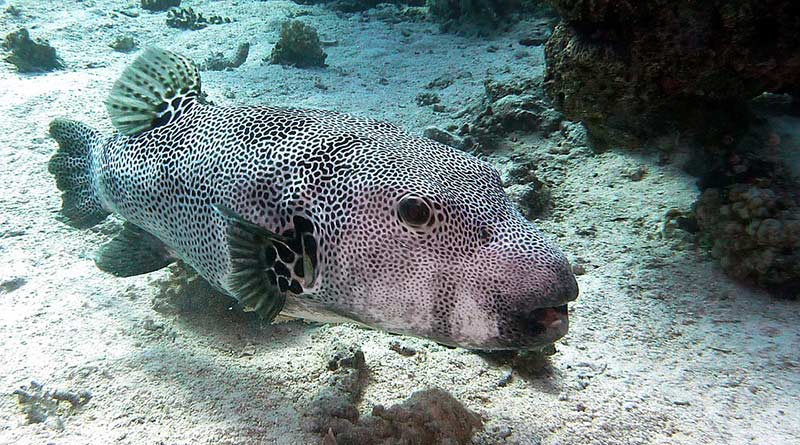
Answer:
[48,118,109,229]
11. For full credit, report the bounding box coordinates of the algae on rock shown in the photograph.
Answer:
[109,35,137,52]
[459,75,561,152]
[270,20,327,68]
[13,381,92,430]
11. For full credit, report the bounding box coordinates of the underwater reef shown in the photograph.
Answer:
[543,0,800,147]
[536,0,800,293]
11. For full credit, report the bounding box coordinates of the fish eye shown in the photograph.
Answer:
[397,195,432,228]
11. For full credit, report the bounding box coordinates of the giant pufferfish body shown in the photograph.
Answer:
[48,48,578,349]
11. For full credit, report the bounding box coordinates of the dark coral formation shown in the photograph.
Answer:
[270,20,327,68]
[543,0,800,147]
[141,0,180,11]
[542,1,800,291]
[427,0,519,21]
[166,7,231,30]
[427,0,555,27]
[294,0,425,13]
[670,111,800,295]
[2,28,63,73]
[415,92,440,106]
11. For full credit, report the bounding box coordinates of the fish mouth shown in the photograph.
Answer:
[497,303,569,350]
[530,304,569,336]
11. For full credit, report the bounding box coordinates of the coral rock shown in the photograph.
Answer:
[3,28,63,72]
[270,21,327,68]
[544,0,800,146]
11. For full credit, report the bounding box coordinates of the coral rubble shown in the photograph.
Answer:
[460,76,561,152]
[203,43,250,71]
[2,28,63,72]
[166,7,231,30]
[303,344,483,444]
[13,381,92,430]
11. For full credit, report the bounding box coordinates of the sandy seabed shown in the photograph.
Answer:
[1,1,798,444]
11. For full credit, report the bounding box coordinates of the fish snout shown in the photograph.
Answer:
[496,260,579,349]
[560,270,579,303]
[534,258,579,308]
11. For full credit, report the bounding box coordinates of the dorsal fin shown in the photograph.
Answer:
[105,47,201,136]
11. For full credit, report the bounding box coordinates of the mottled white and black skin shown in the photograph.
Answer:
[69,98,577,349]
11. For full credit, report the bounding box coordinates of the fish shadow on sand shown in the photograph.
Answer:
[475,349,564,394]
[147,262,320,339]
[119,341,313,440]
[117,291,325,439]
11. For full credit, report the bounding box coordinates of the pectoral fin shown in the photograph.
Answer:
[214,204,288,322]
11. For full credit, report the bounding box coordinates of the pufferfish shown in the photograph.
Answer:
[48,47,578,350]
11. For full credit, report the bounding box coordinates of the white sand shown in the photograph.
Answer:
[1,1,798,444]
